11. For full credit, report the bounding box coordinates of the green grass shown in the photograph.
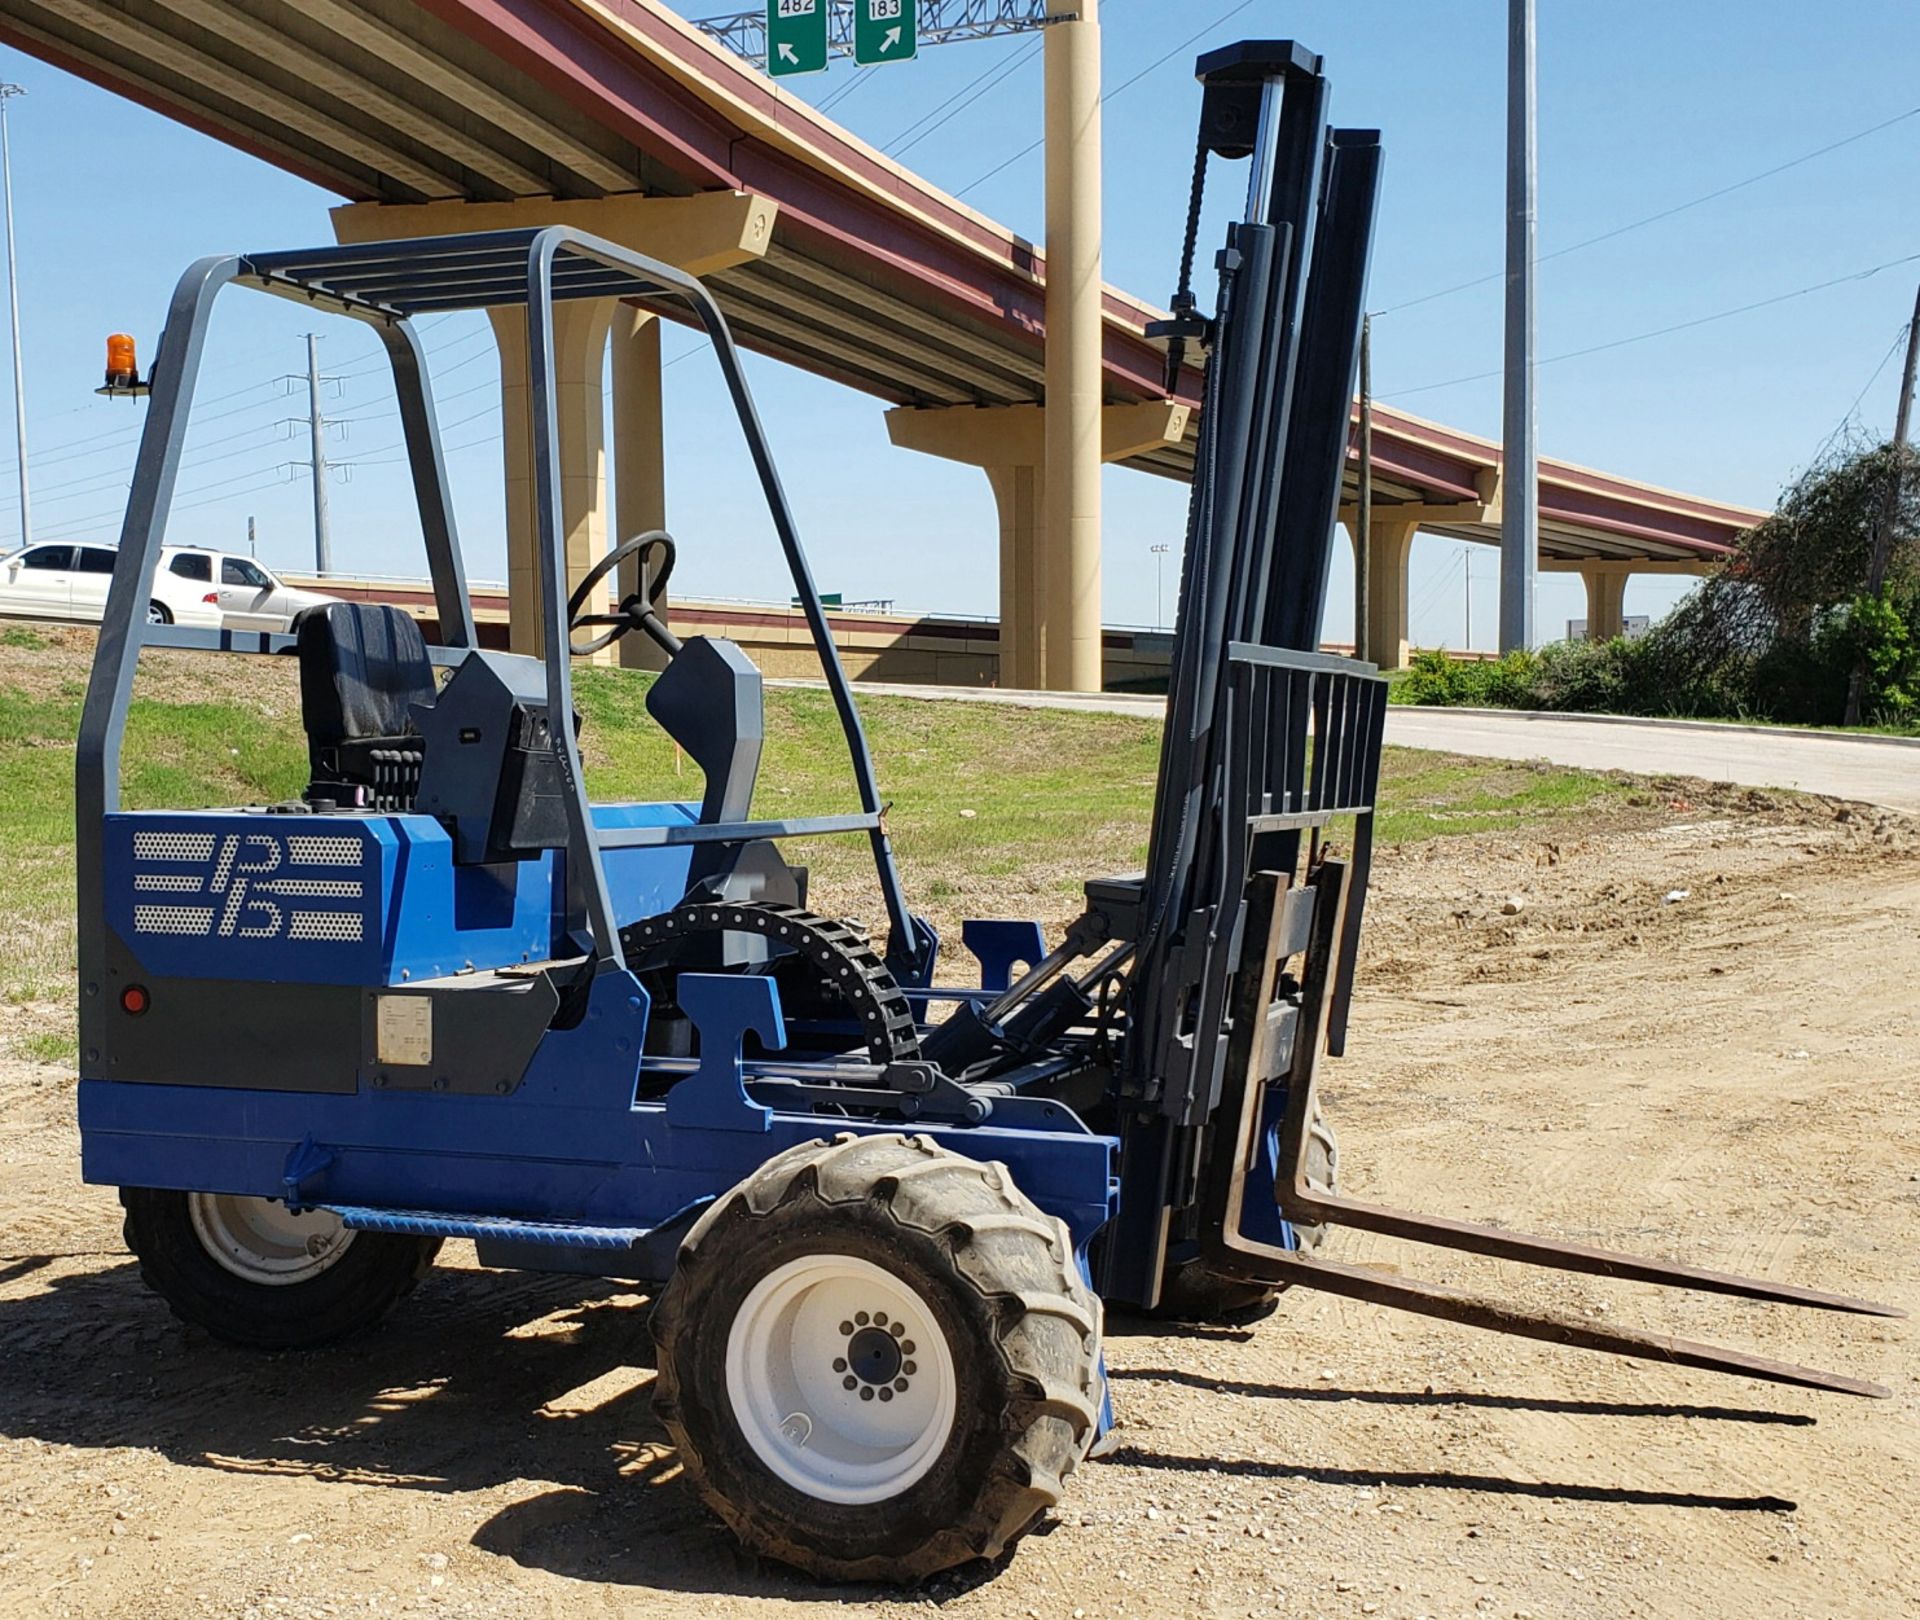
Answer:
[17,1029,76,1066]
[0,655,1636,1068]
[1374,752,1630,842]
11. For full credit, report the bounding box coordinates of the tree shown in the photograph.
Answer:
[1645,438,1919,725]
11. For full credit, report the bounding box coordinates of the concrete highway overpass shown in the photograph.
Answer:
[1,0,1764,682]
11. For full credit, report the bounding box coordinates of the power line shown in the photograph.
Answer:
[877,5,1114,155]
[1813,321,1912,462]
[329,352,498,427]
[956,0,1256,199]
[0,377,276,472]
[0,403,333,511]
[1408,549,1466,630]
[1382,248,1920,401]
[326,313,467,380]
[0,420,293,510]
[0,379,305,483]
[0,323,492,501]
[889,36,1042,158]
[1374,103,1920,320]
[37,460,299,540]
[817,65,875,115]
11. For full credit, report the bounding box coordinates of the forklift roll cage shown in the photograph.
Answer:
[75,225,932,1059]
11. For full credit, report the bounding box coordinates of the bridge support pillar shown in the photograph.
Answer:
[489,299,618,661]
[612,306,670,672]
[886,401,1189,690]
[1581,566,1629,640]
[1043,0,1105,693]
[1346,517,1418,670]
[331,192,776,660]
[983,464,1048,689]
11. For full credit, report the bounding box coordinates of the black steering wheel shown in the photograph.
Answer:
[568,531,682,659]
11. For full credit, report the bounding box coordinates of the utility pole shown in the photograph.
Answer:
[1151,543,1170,630]
[1845,281,1920,724]
[1355,313,1373,660]
[1463,549,1473,651]
[1875,283,1920,580]
[305,334,331,575]
[0,85,29,551]
[247,514,257,559]
[1898,286,1920,453]
[1499,0,1537,654]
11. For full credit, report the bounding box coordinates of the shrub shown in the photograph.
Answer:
[1397,646,1539,709]
[1397,647,1470,706]
[1392,440,1920,728]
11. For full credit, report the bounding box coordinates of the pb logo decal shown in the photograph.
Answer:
[131,830,367,943]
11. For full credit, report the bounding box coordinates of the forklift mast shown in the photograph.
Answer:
[1102,43,1386,1305]
[1088,47,1892,1405]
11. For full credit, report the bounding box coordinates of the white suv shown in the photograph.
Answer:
[0,543,335,630]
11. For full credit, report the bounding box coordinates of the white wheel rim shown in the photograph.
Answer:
[187,1193,355,1286]
[725,1254,958,1506]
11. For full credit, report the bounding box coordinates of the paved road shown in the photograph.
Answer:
[786,680,1920,813]
[1382,707,1920,812]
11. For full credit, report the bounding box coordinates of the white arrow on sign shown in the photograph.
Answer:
[778,41,799,64]
[882,25,901,51]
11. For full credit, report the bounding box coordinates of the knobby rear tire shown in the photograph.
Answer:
[120,1187,441,1350]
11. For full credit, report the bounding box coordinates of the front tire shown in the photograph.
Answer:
[651,1134,1103,1583]
[120,1188,440,1349]
[1148,1100,1341,1327]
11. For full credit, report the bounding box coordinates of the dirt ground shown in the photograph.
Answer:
[1,787,1915,1619]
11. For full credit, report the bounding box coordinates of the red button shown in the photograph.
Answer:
[120,984,149,1016]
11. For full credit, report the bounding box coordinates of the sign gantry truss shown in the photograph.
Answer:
[693,1,1058,72]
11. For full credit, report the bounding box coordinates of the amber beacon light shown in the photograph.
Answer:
[97,331,150,397]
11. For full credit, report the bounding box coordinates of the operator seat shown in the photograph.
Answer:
[296,601,435,811]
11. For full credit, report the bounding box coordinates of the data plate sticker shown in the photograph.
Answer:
[376,995,433,1068]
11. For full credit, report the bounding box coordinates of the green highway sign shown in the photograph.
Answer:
[766,0,828,77]
[853,0,918,65]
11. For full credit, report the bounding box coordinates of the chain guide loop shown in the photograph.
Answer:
[622,901,921,1067]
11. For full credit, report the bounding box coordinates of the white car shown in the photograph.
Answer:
[0,543,335,630]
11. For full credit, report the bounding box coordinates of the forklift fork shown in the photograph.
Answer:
[1200,867,1901,1400]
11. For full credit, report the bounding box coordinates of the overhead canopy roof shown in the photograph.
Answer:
[245,230,696,315]
[2,0,1765,567]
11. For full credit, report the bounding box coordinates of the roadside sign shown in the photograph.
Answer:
[767,0,828,78]
[853,0,918,65]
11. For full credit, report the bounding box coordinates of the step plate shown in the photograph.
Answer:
[323,1204,650,1251]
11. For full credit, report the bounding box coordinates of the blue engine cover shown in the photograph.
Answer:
[103,803,701,985]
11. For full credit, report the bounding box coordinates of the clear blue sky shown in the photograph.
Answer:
[0,1,1916,648]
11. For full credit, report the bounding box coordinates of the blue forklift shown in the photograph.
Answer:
[74,43,1893,1583]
